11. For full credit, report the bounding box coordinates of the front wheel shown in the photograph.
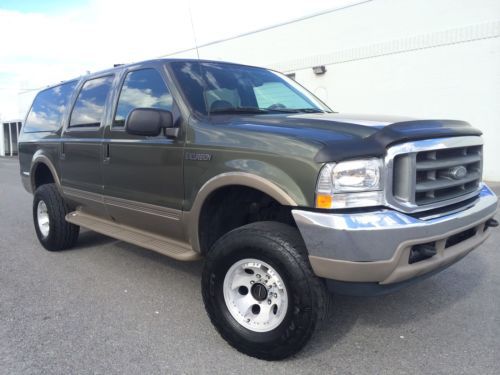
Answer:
[202,222,328,360]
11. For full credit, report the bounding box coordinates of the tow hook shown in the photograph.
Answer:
[485,218,499,229]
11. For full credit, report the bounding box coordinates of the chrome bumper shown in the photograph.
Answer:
[292,185,498,285]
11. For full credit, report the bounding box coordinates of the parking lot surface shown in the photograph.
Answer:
[1,157,499,374]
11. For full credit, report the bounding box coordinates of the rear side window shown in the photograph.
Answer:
[114,69,173,127]
[23,81,77,133]
[70,76,114,127]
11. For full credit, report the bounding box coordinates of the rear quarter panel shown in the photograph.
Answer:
[18,132,62,193]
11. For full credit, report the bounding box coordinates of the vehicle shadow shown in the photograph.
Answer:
[72,229,118,249]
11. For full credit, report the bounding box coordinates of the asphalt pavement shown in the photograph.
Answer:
[1,156,499,374]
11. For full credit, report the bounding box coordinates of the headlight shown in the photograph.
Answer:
[315,158,384,209]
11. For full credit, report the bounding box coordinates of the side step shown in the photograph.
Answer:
[66,211,201,261]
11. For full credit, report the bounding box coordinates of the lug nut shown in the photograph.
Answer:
[268,299,272,305]
[256,274,261,279]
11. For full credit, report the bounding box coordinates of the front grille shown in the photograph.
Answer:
[413,146,482,205]
[391,138,483,210]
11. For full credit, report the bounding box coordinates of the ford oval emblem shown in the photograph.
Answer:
[448,165,467,180]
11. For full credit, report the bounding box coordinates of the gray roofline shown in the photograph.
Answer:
[158,0,372,58]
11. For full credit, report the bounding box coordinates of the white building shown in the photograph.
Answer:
[0,120,22,157]
[167,0,500,181]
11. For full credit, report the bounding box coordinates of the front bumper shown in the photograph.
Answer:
[292,185,497,287]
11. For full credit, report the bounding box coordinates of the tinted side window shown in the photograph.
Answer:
[23,81,77,133]
[114,69,173,127]
[70,76,114,127]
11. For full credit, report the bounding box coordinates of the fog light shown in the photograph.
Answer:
[409,243,436,264]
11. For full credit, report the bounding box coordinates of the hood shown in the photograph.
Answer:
[212,112,482,162]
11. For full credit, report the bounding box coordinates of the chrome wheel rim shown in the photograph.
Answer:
[223,258,288,332]
[37,200,50,238]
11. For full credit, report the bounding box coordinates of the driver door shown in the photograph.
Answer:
[102,66,185,241]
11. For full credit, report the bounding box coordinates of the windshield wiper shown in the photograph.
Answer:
[210,107,270,114]
[209,106,326,115]
[264,108,301,113]
[265,108,325,114]
[294,108,325,113]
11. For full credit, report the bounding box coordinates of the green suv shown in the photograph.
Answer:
[18,59,498,360]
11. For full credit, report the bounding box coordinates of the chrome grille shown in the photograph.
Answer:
[386,137,483,213]
[413,146,482,205]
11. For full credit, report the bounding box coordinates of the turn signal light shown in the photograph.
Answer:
[315,194,332,209]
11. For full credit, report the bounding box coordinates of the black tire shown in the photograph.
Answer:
[202,221,328,360]
[33,183,79,251]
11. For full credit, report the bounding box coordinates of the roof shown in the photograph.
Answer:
[37,58,269,93]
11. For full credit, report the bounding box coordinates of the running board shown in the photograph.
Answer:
[66,211,201,261]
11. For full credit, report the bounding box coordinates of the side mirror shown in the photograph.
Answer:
[125,108,174,137]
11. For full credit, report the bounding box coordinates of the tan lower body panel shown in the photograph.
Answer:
[309,221,492,285]
[66,211,201,261]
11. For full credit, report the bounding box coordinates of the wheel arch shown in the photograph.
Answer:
[186,172,299,254]
[30,153,61,192]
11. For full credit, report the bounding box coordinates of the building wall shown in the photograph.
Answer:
[170,0,500,181]
[1,121,22,157]
[0,124,4,157]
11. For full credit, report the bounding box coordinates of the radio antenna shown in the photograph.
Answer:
[187,0,211,116]
[187,1,201,60]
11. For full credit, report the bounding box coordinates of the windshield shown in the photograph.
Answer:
[169,61,332,115]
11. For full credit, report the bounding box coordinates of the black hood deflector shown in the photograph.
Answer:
[314,119,482,162]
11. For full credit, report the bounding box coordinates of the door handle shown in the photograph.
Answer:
[60,142,66,160]
[103,143,110,164]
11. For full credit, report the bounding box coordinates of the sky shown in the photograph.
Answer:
[0,0,351,120]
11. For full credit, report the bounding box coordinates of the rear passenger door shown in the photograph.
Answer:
[61,75,114,218]
[102,67,185,240]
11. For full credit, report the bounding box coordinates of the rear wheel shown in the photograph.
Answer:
[202,222,328,360]
[33,183,79,251]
